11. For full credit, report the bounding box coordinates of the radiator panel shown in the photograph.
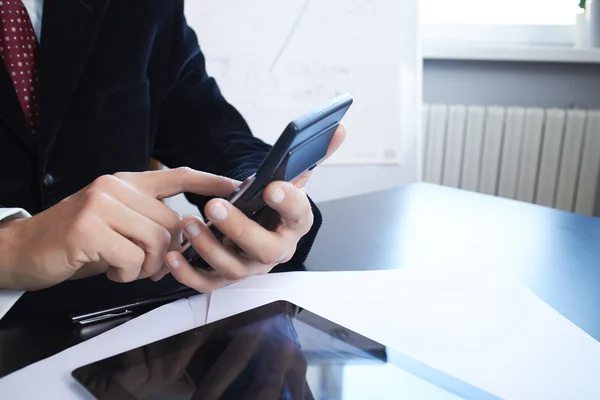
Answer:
[479,107,505,196]
[442,105,467,188]
[498,107,525,200]
[424,104,447,184]
[516,109,544,204]
[536,109,566,208]
[575,111,600,215]
[423,104,600,216]
[461,106,486,192]
[555,110,586,212]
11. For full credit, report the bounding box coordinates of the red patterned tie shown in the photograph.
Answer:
[0,0,39,134]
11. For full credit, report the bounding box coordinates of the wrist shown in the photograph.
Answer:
[0,218,26,289]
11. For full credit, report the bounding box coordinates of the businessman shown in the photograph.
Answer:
[0,0,345,312]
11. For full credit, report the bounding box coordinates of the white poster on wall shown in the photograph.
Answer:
[184,0,410,165]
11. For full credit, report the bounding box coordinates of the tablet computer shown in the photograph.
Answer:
[71,300,499,400]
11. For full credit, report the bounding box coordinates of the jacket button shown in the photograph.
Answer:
[43,173,55,187]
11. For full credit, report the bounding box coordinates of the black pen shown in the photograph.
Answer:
[70,287,199,326]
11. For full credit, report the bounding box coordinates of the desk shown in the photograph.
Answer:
[2,182,600,378]
[305,183,600,341]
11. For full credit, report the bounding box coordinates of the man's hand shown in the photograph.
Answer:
[0,168,237,290]
[160,124,347,293]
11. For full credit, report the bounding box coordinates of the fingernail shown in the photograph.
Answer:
[167,258,179,269]
[295,177,310,188]
[270,188,285,203]
[208,202,228,221]
[185,221,201,238]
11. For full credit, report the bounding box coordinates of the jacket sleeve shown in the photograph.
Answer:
[152,6,322,267]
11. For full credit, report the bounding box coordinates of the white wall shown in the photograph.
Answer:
[424,59,600,109]
[166,0,423,215]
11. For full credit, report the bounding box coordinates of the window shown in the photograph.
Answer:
[421,0,580,46]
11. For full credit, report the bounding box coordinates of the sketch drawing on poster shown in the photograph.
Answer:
[184,0,417,165]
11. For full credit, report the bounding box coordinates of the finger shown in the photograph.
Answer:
[68,260,110,281]
[178,216,266,280]
[94,226,146,283]
[203,199,292,266]
[150,264,171,282]
[263,181,313,235]
[164,251,237,293]
[98,194,172,280]
[92,175,184,251]
[292,171,312,189]
[115,167,240,200]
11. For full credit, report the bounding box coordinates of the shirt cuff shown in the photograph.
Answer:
[0,208,32,223]
[0,209,29,320]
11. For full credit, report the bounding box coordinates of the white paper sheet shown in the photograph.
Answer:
[0,296,209,400]
[186,292,210,325]
[207,270,600,400]
[1,269,600,400]
[0,290,24,321]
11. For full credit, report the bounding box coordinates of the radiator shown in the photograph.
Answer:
[422,104,600,216]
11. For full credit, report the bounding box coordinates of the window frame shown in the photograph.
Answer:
[422,23,576,47]
[420,0,580,48]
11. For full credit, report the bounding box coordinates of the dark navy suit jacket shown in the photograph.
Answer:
[0,0,321,315]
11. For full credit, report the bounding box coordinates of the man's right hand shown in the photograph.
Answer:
[0,168,238,291]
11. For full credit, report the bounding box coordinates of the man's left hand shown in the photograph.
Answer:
[157,124,346,293]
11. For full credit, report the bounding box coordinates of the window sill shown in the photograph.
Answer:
[423,42,600,64]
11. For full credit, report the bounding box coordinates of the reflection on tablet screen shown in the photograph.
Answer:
[72,301,498,400]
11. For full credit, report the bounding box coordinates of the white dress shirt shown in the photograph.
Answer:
[0,0,43,224]
[22,0,43,41]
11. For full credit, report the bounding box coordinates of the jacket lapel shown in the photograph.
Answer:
[0,58,35,152]
[37,0,110,160]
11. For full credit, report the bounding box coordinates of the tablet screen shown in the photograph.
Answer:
[72,301,497,400]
